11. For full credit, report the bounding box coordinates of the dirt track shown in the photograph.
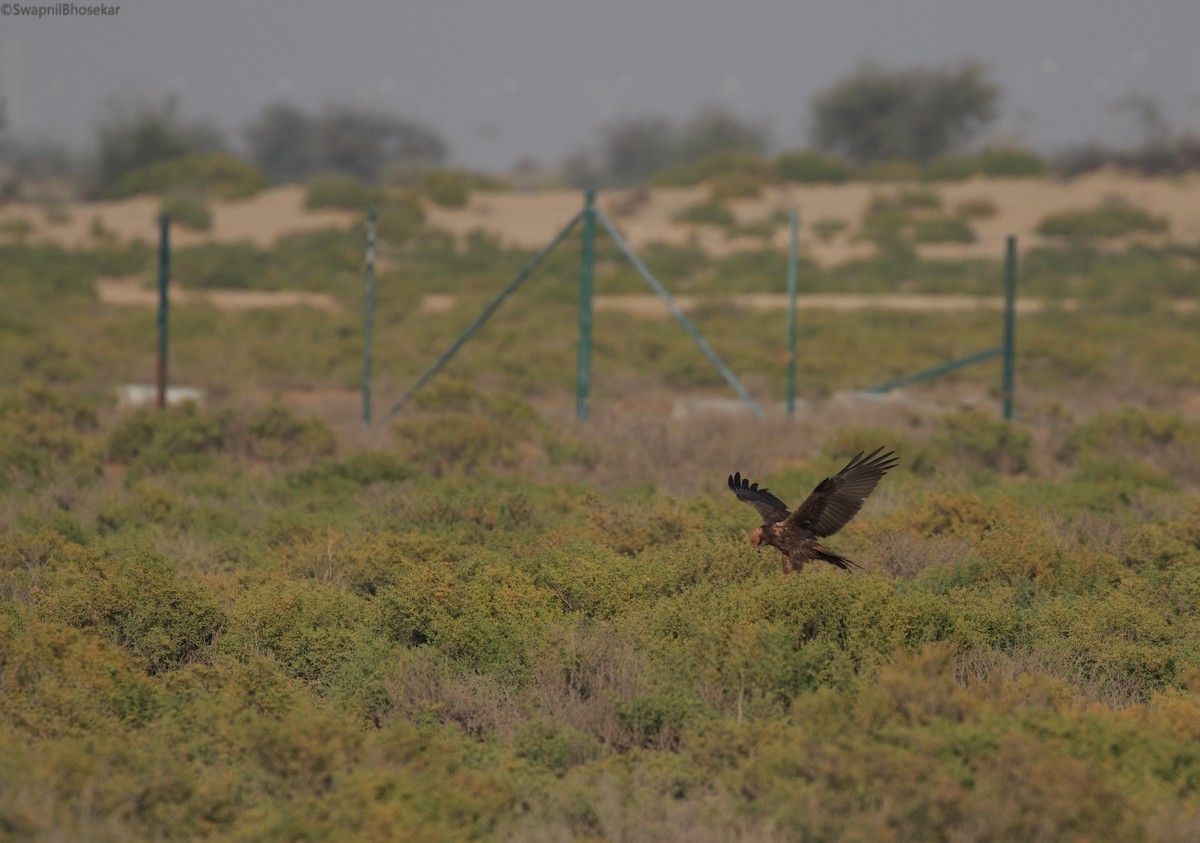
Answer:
[97,276,342,313]
[420,292,1071,316]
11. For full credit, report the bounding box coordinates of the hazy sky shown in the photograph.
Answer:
[2,0,1199,170]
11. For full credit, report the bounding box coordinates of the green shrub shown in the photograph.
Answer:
[673,198,735,228]
[110,152,267,200]
[39,548,224,674]
[709,170,767,199]
[956,197,997,218]
[897,188,943,210]
[1062,407,1200,466]
[975,146,1047,177]
[172,226,367,292]
[730,210,789,241]
[934,407,1032,473]
[287,450,411,493]
[245,401,337,462]
[856,196,915,261]
[0,383,100,489]
[421,168,474,207]
[159,191,212,231]
[108,403,231,473]
[395,414,521,477]
[515,719,601,774]
[616,690,700,748]
[1036,200,1169,239]
[375,195,426,244]
[0,216,32,244]
[811,217,849,243]
[304,172,385,210]
[859,159,922,182]
[94,240,153,276]
[775,149,852,183]
[922,154,979,182]
[220,577,380,691]
[925,147,1046,181]
[654,149,773,190]
[912,215,976,244]
[271,226,363,289]
[172,241,267,289]
[0,617,159,736]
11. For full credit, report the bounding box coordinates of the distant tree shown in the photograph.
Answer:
[3,141,79,182]
[811,61,999,166]
[1110,93,1171,147]
[244,102,448,185]
[599,115,677,186]
[313,105,447,183]
[564,107,768,188]
[676,106,769,163]
[93,94,225,197]
[244,102,317,183]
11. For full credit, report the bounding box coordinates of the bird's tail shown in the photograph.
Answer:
[813,545,864,571]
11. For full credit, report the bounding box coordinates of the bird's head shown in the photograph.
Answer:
[750,526,764,549]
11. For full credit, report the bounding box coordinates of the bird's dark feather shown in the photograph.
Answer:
[786,447,898,538]
[728,471,790,523]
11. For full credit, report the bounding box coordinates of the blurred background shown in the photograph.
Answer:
[2,0,1198,189]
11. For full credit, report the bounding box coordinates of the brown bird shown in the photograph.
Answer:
[729,447,898,573]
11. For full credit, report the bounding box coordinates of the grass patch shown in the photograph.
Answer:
[1037,199,1170,239]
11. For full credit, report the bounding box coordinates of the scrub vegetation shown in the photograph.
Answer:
[2,178,1200,841]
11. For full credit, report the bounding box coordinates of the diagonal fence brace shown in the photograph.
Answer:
[595,208,767,422]
[383,209,583,421]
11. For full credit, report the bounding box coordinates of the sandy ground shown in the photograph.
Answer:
[422,291,1070,317]
[97,276,342,313]
[2,171,1198,267]
[0,185,357,249]
[424,170,1200,265]
[3,171,1196,318]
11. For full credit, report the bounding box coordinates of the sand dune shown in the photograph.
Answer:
[2,171,1197,268]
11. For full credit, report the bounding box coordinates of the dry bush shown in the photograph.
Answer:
[569,410,808,497]
[870,531,972,578]
[379,622,647,754]
[954,647,1150,709]
[380,647,527,739]
[527,623,645,750]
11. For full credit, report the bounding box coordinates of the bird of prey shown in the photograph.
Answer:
[728,447,897,573]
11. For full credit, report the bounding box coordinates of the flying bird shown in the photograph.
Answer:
[728,447,898,573]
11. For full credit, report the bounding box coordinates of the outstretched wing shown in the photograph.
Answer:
[728,471,790,524]
[786,447,898,537]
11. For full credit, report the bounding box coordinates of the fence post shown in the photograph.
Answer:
[156,214,170,410]
[786,207,799,416]
[1002,235,1017,420]
[576,190,596,421]
[363,206,377,428]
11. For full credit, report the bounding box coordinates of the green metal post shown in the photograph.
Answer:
[1001,235,1017,420]
[576,190,596,421]
[155,214,170,410]
[362,206,377,428]
[786,208,799,416]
